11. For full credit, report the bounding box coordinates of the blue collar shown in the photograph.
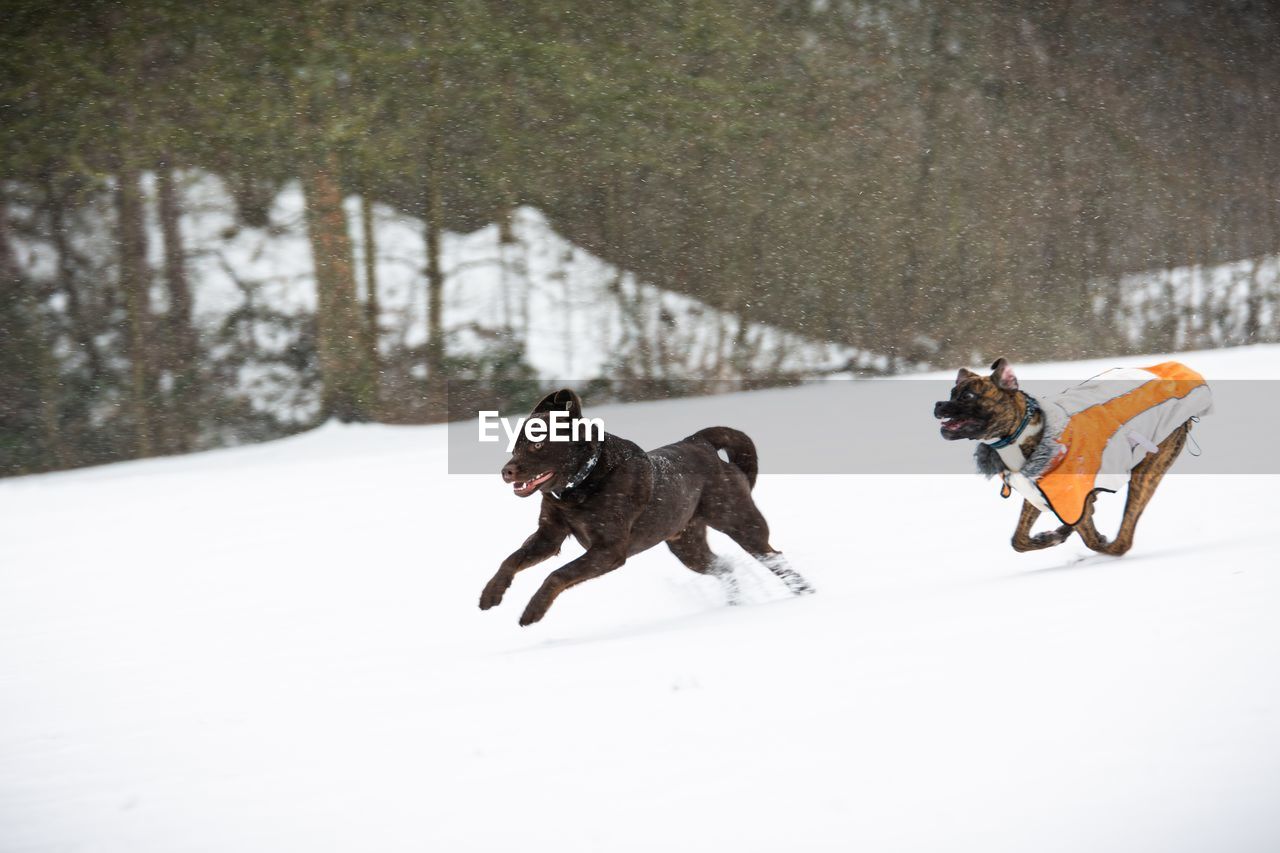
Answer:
[987,393,1040,450]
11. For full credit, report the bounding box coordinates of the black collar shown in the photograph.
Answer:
[987,393,1040,450]
[551,445,600,500]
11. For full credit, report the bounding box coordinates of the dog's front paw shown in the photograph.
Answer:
[518,597,549,626]
[479,574,512,610]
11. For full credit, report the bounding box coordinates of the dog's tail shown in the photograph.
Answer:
[692,426,758,489]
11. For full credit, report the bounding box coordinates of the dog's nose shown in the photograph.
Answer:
[501,463,517,483]
[933,401,948,419]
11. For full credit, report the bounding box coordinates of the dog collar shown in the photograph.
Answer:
[986,393,1040,450]
[551,445,600,500]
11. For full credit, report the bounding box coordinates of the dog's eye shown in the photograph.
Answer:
[532,442,543,450]
[962,391,977,401]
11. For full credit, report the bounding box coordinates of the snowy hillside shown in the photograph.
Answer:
[1111,253,1279,350]
[8,171,878,423]
[183,176,875,377]
[2,344,1278,852]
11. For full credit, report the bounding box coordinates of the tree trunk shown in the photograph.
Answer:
[497,203,516,332]
[423,171,445,417]
[360,191,381,378]
[1249,61,1278,343]
[897,2,947,366]
[44,173,105,382]
[1245,257,1264,343]
[156,161,199,451]
[28,294,66,470]
[423,40,446,419]
[0,201,67,471]
[301,151,375,422]
[115,157,154,457]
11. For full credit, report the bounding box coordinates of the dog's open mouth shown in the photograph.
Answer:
[512,470,554,497]
[941,417,978,433]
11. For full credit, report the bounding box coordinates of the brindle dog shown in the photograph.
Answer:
[933,358,1192,556]
[480,389,814,625]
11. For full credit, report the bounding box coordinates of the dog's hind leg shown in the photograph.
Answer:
[667,521,741,605]
[1011,500,1074,552]
[1075,420,1192,557]
[755,551,814,596]
[703,502,814,597]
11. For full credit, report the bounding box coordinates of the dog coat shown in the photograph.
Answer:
[978,362,1212,526]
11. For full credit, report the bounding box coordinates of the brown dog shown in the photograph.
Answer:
[480,389,813,625]
[934,358,1209,555]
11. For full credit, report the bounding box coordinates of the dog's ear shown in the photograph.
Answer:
[532,388,583,419]
[989,358,1019,392]
[956,367,979,385]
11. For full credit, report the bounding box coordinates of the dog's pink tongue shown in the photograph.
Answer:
[512,471,552,496]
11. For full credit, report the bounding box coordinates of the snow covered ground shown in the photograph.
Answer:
[2,344,1279,852]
